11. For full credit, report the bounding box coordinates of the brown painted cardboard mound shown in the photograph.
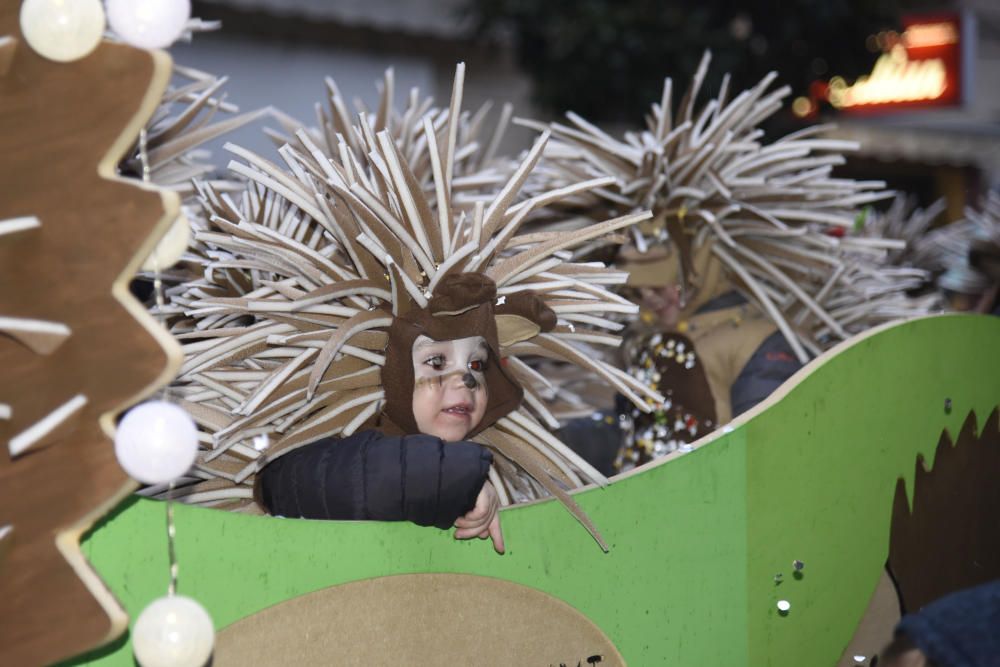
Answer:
[215,573,624,666]
[889,408,1000,613]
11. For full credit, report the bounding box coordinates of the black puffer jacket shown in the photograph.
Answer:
[256,430,493,530]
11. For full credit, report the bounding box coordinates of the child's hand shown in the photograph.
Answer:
[453,481,505,554]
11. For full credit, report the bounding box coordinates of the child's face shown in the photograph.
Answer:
[640,284,683,330]
[411,335,489,442]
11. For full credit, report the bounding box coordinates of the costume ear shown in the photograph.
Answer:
[494,291,556,335]
[496,314,541,347]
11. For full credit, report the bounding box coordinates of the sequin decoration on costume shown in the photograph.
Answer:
[615,332,717,471]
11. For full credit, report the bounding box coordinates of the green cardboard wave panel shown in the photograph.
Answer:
[69,314,1000,665]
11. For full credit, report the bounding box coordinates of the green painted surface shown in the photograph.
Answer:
[67,314,1000,665]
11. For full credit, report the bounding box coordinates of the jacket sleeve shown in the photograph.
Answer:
[256,430,493,529]
[730,331,803,418]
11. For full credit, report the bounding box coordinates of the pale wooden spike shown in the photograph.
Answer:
[505,176,616,221]
[655,77,673,140]
[466,204,532,274]
[487,466,511,506]
[519,388,562,430]
[353,232,391,269]
[480,129,551,239]
[307,311,393,398]
[387,260,427,311]
[507,409,609,487]
[490,211,651,285]
[324,76,357,153]
[375,67,394,132]
[712,244,810,363]
[678,50,712,132]
[348,182,435,278]
[495,416,581,487]
[715,72,731,118]
[444,63,465,197]
[226,159,326,225]
[149,108,271,169]
[357,113,383,168]
[192,373,248,404]
[236,349,317,416]
[530,335,650,411]
[375,130,436,265]
[472,200,485,249]
[427,240,478,293]
[477,428,608,552]
[482,102,513,168]
[9,394,87,458]
[295,128,342,185]
[147,74,229,144]
[423,116,452,255]
[396,86,421,155]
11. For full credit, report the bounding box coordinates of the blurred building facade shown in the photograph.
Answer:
[177,0,999,222]
[818,0,1000,221]
[175,0,542,160]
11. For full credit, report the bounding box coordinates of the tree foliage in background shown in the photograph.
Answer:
[464,0,944,123]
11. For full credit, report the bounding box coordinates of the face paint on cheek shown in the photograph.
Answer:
[413,371,463,391]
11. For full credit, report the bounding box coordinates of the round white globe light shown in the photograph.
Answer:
[133,595,214,667]
[115,401,198,484]
[106,0,191,50]
[19,0,106,62]
[142,213,191,272]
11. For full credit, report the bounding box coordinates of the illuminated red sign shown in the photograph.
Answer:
[796,12,971,117]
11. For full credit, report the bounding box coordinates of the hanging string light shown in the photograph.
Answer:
[111,127,214,667]
[19,0,106,62]
[106,0,191,50]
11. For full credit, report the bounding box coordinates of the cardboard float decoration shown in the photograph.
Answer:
[0,6,182,665]
[63,313,1000,665]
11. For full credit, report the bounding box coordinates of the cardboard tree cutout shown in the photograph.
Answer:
[0,8,181,666]
[889,408,1000,613]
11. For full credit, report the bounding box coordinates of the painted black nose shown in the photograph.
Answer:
[462,372,478,389]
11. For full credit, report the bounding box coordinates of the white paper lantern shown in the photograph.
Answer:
[106,0,191,50]
[142,213,191,272]
[114,401,198,484]
[19,0,106,62]
[133,595,214,667]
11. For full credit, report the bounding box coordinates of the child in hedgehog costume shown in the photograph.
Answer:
[157,66,660,551]
[254,273,557,553]
[517,53,937,470]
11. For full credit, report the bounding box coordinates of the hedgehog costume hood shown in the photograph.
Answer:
[158,66,659,548]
